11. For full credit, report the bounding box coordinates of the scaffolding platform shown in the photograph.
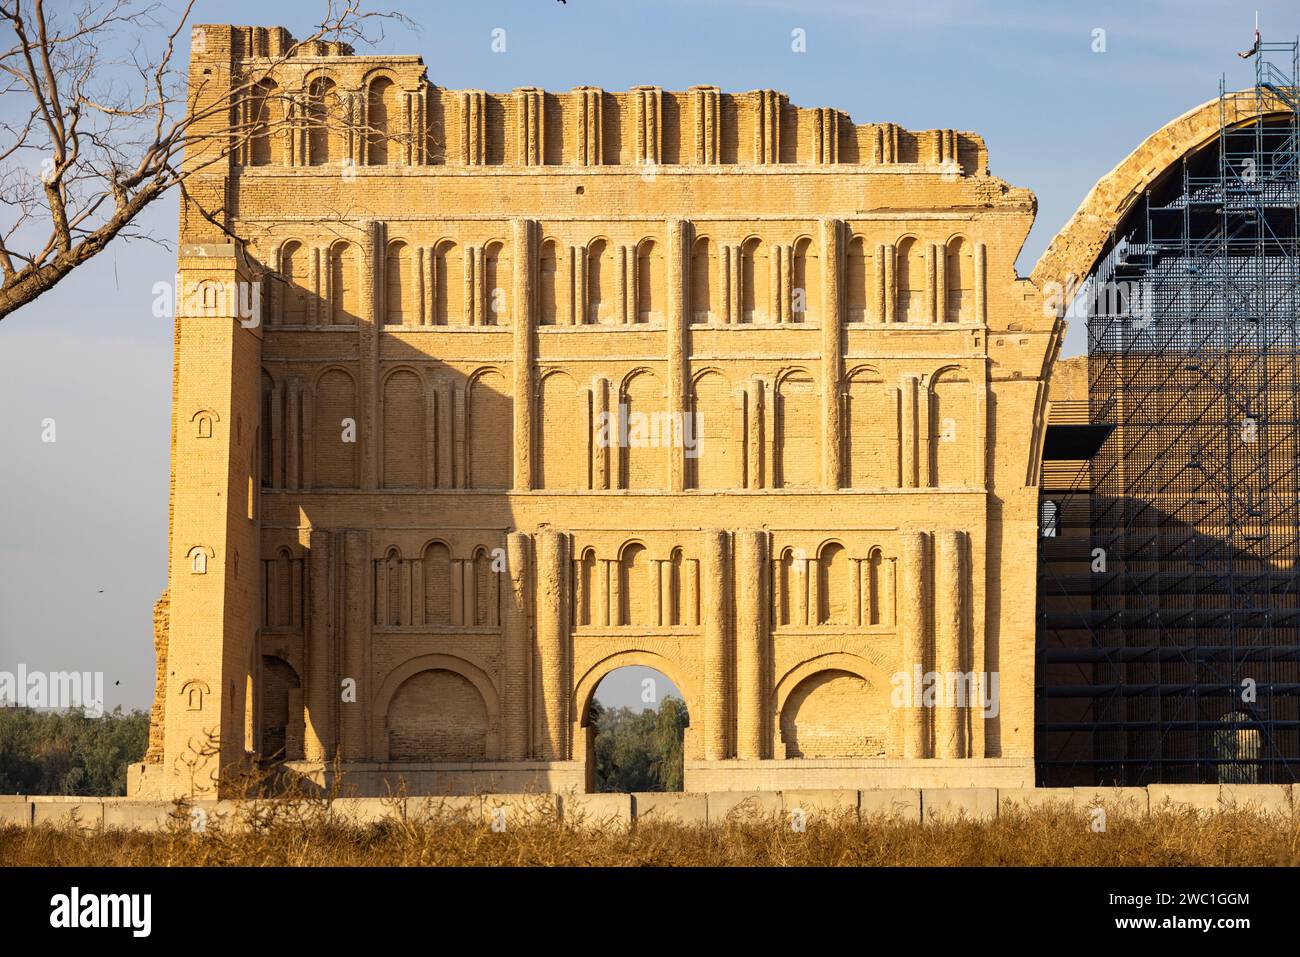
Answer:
[1037,41,1300,785]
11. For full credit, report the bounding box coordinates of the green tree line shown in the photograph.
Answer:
[0,707,148,796]
[0,698,687,797]
[590,696,689,792]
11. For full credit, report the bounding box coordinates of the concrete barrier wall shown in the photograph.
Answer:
[0,785,1292,831]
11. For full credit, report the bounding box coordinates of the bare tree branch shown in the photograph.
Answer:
[0,0,404,321]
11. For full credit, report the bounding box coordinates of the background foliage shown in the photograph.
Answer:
[0,708,148,796]
[0,700,688,797]
[590,697,689,792]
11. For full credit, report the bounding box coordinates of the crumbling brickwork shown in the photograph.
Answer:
[144,591,169,764]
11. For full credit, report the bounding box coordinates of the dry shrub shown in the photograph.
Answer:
[3,800,1299,866]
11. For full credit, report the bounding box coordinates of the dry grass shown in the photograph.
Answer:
[3,801,1300,866]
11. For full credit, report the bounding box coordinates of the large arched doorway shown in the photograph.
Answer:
[373,655,501,763]
[775,656,890,759]
[582,664,688,793]
[386,669,489,762]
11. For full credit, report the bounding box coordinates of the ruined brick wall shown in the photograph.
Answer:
[144,591,169,764]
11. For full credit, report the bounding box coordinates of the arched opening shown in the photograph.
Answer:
[844,368,891,488]
[538,371,585,489]
[945,236,973,322]
[636,238,662,323]
[434,240,460,325]
[471,546,499,626]
[792,236,818,322]
[366,76,395,166]
[896,237,924,322]
[384,240,410,325]
[846,235,869,322]
[307,76,341,166]
[617,542,652,625]
[866,547,891,627]
[483,240,509,325]
[382,369,425,488]
[313,368,358,488]
[740,237,766,323]
[539,239,559,325]
[577,548,598,625]
[278,241,310,326]
[620,370,662,489]
[260,371,276,487]
[422,541,452,624]
[930,369,973,487]
[248,79,281,166]
[259,655,301,761]
[265,547,295,627]
[690,236,713,323]
[688,369,734,489]
[775,547,800,626]
[379,547,404,626]
[467,369,511,488]
[329,242,359,325]
[587,239,611,324]
[195,412,214,439]
[586,666,688,792]
[779,668,884,758]
[386,668,489,761]
[775,371,818,488]
[816,542,848,625]
[667,547,691,625]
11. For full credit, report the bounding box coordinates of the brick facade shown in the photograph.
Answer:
[130,23,1058,798]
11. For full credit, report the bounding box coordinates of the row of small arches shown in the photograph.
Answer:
[246,76,390,167]
[259,366,510,491]
[260,361,975,492]
[270,234,980,328]
[572,541,895,629]
[261,537,897,634]
[774,544,894,628]
[376,543,500,628]
[261,542,503,630]
[242,74,959,172]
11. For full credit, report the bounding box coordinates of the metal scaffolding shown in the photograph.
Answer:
[1037,41,1300,785]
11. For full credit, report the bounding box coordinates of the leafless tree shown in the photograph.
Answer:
[0,0,399,321]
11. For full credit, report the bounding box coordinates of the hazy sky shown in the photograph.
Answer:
[0,0,1293,714]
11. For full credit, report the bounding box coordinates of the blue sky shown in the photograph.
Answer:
[0,0,1294,713]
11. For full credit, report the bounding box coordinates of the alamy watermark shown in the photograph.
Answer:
[890,666,1000,718]
[0,665,105,718]
[1042,275,1152,325]
[596,405,703,458]
[152,275,262,328]
[49,887,151,937]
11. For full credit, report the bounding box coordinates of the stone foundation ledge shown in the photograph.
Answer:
[685,757,1036,792]
[126,760,588,799]
[0,784,1293,831]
